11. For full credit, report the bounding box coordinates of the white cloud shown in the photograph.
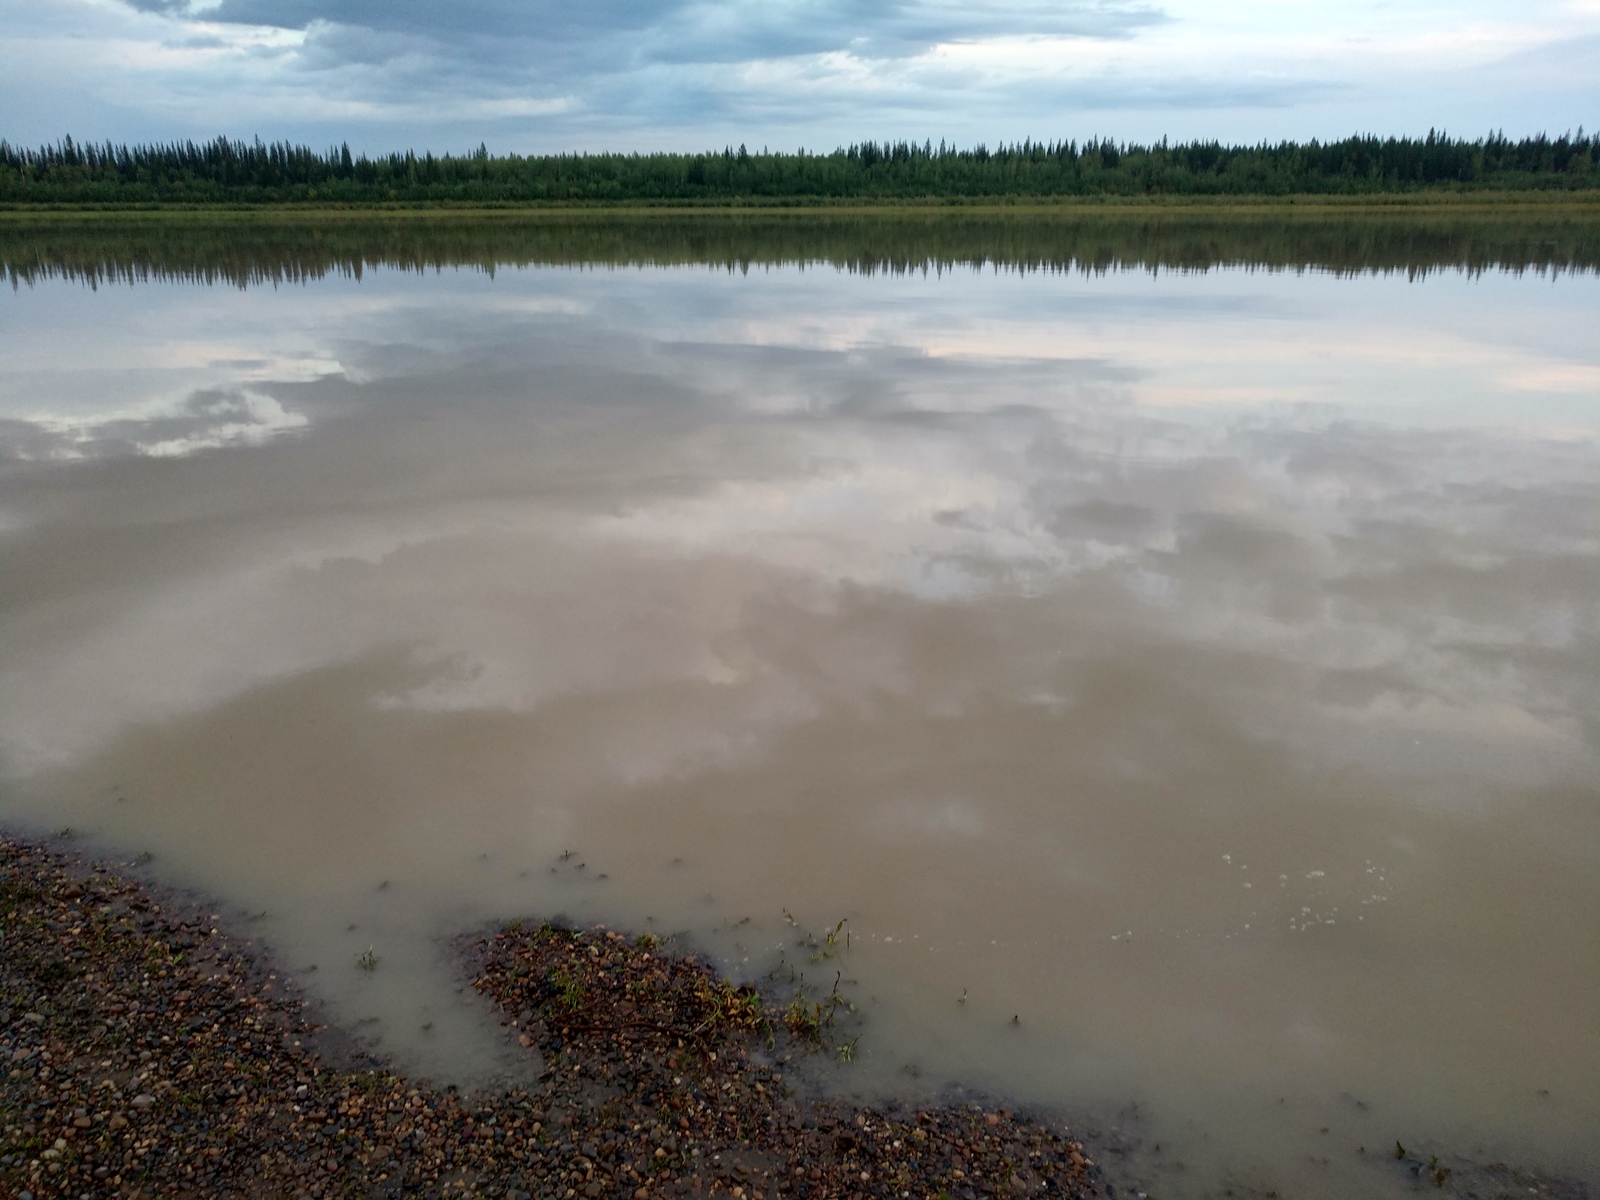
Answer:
[136,390,309,456]
[7,389,310,461]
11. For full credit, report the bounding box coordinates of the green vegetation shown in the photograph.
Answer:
[4,205,1597,289]
[547,965,585,1012]
[2,131,1597,208]
[689,974,766,1033]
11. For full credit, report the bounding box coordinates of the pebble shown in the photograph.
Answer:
[2,834,1103,1199]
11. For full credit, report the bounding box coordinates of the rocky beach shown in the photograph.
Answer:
[0,834,1103,1199]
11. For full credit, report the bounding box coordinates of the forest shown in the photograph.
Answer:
[1,131,1597,206]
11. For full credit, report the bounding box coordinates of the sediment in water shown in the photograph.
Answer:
[0,834,1102,1199]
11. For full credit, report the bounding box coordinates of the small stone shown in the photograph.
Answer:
[131,1094,156,1108]
[109,1114,128,1129]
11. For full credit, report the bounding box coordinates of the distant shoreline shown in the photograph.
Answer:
[7,132,1596,212]
[5,190,1600,221]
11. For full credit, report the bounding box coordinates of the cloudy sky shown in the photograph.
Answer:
[1,0,1596,153]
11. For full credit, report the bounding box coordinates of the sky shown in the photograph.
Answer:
[1,0,1596,154]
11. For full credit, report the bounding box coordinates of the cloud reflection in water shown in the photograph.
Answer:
[0,259,1596,1195]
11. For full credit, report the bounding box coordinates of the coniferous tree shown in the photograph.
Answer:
[0,131,1595,205]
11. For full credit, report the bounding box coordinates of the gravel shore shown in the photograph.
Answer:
[1,834,1103,1200]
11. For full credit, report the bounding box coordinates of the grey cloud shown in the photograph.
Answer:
[1047,499,1156,541]
[0,418,73,462]
[108,0,1364,143]
[199,0,674,42]
[295,22,441,70]
[647,0,1167,64]
[127,0,1165,80]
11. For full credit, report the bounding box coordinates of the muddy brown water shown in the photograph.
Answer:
[1,219,1596,1198]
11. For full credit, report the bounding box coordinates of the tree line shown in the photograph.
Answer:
[1,131,1596,205]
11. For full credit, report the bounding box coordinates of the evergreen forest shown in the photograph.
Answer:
[2,131,1597,207]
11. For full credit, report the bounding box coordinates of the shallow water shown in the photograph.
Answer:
[1,218,1597,1198]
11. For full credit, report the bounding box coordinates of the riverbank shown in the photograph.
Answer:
[4,191,1600,220]
[0,834,1103,1199]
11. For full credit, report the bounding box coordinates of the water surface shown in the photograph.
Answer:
[2,215,1597,1198]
